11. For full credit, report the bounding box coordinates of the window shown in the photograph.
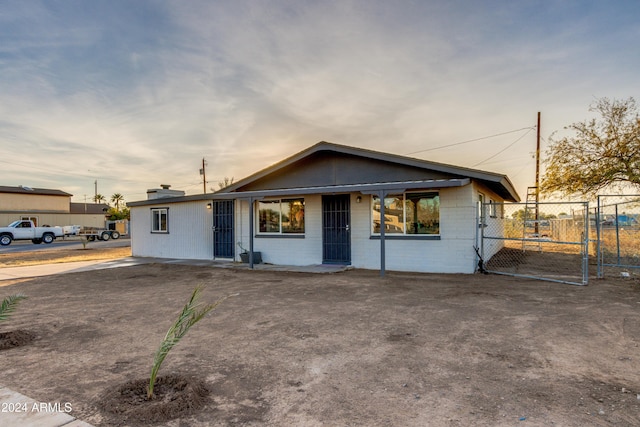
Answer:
[21,216,38,226]
[258,199,305,234]
[488,199,497,218]
[151,208,168,233]
[372,192,439,235]
[492,201,504,219]
[478,193,485,224]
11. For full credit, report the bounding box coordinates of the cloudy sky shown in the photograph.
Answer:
[1,1,638,204]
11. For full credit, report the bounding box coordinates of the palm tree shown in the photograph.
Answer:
[0,294,27,323]
[147,286,235,399]
[94,194,106,204]
[111,193,124,211]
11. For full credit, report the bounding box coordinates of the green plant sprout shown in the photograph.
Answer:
[147,286,236,399]
[0,294,28,323]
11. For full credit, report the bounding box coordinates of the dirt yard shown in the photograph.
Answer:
[1,249,640,426]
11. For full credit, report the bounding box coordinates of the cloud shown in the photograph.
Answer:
[0,0,638,201]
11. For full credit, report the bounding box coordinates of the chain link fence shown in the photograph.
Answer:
[480,202,589,285]
[596,195,640,278]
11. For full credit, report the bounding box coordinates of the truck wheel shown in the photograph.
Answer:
[0,234,12,246]
[32,238,42,244]
[101,232,111,241]
[110,231,120,239]
[42,233,55,244]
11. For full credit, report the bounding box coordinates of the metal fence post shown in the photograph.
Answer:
[596,195,602,278]
[583,201,589,285]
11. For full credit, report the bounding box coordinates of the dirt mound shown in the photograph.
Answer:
[98,374,210,425]
[0,329,36,350]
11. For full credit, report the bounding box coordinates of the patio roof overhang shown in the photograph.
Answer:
[223,178,470,200]
[128,178,471,206]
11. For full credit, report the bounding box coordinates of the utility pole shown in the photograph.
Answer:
[200,158,207,194]
[535,112,541,235]
[94,180,97,202]
[535,112,541,196]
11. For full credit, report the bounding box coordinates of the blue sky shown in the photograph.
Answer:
[1,0,638,203]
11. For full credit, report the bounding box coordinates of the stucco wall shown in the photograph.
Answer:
[0,193,70,212]
[0,213,107,228]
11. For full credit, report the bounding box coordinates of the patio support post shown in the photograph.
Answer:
[249,196,255,269]
[211,199,216,261]
[379,190,386,277]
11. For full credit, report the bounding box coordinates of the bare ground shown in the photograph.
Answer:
[1,250,640,426]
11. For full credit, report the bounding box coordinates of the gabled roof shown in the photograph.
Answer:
[220,141,520,202]
[0,185,72,197]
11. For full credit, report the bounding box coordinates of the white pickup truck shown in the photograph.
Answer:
[0,220,64,246]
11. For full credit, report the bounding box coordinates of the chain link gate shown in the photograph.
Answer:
[479,201,590,285]
[596,195,640,278]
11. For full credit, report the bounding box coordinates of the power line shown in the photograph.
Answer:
[471,127,535,167]
[405,126,536,155]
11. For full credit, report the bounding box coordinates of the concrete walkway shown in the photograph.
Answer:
[0,257,151,282]
[0,386,94,427]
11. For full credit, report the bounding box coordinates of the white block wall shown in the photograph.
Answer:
[131,181,508,273]
[235,196,323,265]
[234,186,486,273]
[130,201,213,260]
[351,186,479,273]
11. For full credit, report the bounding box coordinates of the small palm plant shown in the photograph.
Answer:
[0,294,28,323]
[147,286,235,399]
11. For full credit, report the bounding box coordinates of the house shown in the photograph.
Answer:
[0,185,109,228]
[128,142,520,274]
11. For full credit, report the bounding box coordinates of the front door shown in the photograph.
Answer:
[213,200,234,258]
[322,195,351,264]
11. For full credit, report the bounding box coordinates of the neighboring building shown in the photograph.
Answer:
[128,142,520,274]
[0,185,109,228]
[0,186,71,213]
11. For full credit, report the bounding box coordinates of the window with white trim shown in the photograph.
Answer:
[151,208,168,233]
[258,198,305,234]
[372,192,440,235]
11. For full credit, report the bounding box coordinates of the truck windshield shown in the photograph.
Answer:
[8,220,21,227]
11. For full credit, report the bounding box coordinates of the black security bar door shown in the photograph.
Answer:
[213,200,234,258]
[322,194,351,264]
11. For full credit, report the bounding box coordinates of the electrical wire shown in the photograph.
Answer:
[405,126,536,155]
[471,127,535,167]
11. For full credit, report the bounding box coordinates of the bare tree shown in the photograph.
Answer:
[541,97,640,198]
[216,177,235,191]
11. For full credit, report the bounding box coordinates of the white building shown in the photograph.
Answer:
[128,142,519,274]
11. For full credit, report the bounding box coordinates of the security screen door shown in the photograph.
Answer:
[322,195,351,264]
[213,200,234,258]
